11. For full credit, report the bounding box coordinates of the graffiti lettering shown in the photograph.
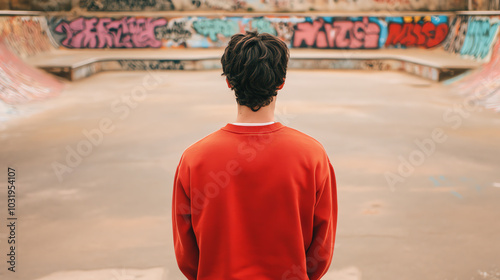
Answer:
[469,0,500,10]
[460,18,499,59]
[274,21,294,42]
[31,0,71,11]
[192,19,239,42]
[454,39,500,112]
[54,17,167,48]
[118,60,185,70]
[386,19,449,48]
[189,0,246,10]
[155,20,192,43]
[250,18,277,35]
[0,17,56,58]
[363,60,392,71]
[206,0,245,10]
[72,0,465,12]
[47,15,491,53]
[443,16,469,54]
[80,0,175,11]
[293,17,380,49]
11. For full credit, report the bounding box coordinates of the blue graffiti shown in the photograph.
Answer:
[461,18,499,59]
[192,18,239,41]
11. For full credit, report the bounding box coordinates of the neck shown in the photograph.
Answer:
[235,97,276,123]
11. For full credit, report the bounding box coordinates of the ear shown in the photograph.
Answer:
[277,78,285,90]
[226,78,232,89]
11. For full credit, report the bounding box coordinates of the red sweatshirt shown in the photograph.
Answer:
[172,122,337,280]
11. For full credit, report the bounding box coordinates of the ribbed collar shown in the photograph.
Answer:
[221,122,285,134]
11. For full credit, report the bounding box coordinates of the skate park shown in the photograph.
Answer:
[0,0,500,279]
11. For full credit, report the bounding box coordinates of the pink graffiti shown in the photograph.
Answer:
[55,17,167,48]
[293,18,380,49]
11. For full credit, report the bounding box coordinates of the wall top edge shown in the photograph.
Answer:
[455,11,500,15]
[0,10,41,16]
[4,10,500,18]
[43,11,458,17]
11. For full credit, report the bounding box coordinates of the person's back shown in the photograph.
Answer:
[172,31,338,280]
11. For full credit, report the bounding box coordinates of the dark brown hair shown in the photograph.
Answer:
[221,31,289,112]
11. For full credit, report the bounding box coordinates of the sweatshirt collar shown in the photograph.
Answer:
[221,122,285,134]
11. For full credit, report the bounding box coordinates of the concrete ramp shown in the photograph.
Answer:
[0,40,63,105]
[453,39,500,112]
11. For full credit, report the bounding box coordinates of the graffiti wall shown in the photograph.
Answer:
[8,0,72,11]
[79,0,175,11]
[469,0,500,10]
[385,16,449,48]
[49,15,453,50]
[2,0,467,12]
[0,16,57,58]
[291,17,381,49]
[53,17,168,48]
[75,0,466,12]
[444,15,500,61]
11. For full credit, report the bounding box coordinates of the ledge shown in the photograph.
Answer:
[27,48,480,81]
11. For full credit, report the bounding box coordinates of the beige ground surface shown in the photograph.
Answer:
[0,70,499,280]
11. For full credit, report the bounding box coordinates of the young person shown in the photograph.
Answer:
[172,31,337,280]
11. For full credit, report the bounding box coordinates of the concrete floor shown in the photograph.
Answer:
[0,70,499,280]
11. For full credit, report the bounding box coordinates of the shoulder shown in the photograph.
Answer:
[280,126,327,154]
[182,130,223,158]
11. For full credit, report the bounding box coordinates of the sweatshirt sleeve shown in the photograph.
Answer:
[172,156,199,280]
[306,157,338,280]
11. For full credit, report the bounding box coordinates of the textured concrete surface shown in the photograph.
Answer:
[0,70,499,280]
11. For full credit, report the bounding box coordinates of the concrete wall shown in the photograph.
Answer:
[7,0,72,11]
[1,13,498,63]
[3,0,469,12]
[0,16,57,58]
[48,15,452,49]
[444,14,500,61]
[469,0,500,10]
[77,0,468,12]
[47,13,500,62]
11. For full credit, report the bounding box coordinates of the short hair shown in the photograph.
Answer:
[221,31,289,112]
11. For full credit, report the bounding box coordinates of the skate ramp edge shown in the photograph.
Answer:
[0,14,62,105]
[0,41,63,105]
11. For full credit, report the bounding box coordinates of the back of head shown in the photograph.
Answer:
[221,31,289,112]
